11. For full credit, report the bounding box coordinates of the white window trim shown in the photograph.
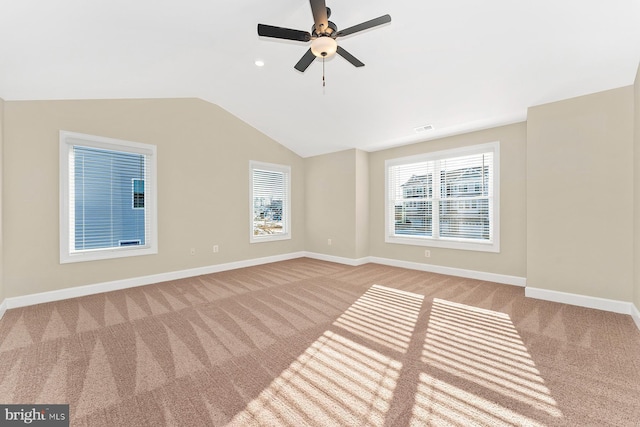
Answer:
[250,161,291,243]
[59,131,158,263]
[385,141,500,253]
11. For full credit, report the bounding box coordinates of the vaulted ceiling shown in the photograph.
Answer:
[1,1,638,157]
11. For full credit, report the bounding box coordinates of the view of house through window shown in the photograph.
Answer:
[132,178,145,209]
[60,131,157,263]
[386,142,499,252]
[250,161,291,242]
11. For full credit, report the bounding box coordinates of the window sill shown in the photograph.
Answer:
[250,234,292,244]
[385,235,499,253]
[60,245,158,264]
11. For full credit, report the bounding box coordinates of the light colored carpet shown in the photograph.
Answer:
[0,258,639,426]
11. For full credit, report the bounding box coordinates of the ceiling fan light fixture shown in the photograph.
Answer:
[257,2,391,72]
[311,36,337,58]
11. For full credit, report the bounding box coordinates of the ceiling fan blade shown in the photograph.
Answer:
[309,0,329,34]
[294,48,316,72]
[335,14,391,37]
[258,24,311,42]
[336,46,364,67]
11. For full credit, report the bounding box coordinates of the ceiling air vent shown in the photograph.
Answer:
[414,125,434,133]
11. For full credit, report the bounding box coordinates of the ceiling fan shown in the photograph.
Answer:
[257,0,391,72]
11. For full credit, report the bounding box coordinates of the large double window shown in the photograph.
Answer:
[60,131,157,263]
[385,142,499,252]
[250,161,291,243]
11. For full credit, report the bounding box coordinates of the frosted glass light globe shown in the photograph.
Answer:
[311,37,337,58]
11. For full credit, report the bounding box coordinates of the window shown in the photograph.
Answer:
[385,142,499,252]
[250,161,291,243]
[60,131,157,263]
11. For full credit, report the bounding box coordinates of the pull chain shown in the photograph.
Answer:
[322,56,326,87]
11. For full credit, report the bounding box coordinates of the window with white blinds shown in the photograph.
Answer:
[385,142,500,252]
[250,161,291,243]
[59,131,157,263]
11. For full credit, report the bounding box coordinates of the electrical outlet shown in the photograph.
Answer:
[424,249,431,258]
[327,238,332,246]
[190,248,196,256]
[213,245,219,253]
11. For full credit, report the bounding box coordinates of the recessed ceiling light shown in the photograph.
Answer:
[414,124,434,133]
[254,60,265,67]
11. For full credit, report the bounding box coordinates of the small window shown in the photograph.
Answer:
[250,161,291,243]
[385,142,500,252]
[60,131,157,263]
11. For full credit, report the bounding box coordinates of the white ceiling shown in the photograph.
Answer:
[1,0,639,157]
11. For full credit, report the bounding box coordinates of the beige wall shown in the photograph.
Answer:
[304,149,360,258]
[527,87,634,301]
[367,123,528,277]
[3,98,304,298]
[635,64,640,310]
[0,97,4,304]
[1,83,638,306]
[354,150,370,259]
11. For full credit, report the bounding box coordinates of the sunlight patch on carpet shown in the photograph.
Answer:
[229,285,424,426]
[333,285,424,353]
[412,298,563,426]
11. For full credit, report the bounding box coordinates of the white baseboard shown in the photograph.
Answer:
[367,256,527,287]
[2,252,306,311]
[303,252,370,266]
[304,252,525,287]
[631,303,640,330]
[0,299,7,321]
[525,286,638,317]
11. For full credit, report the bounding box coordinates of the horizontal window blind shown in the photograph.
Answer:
[389,160,435,237]
[251,162,290,241]
[439,153,492,241]
[71,146,149,252]
[386,144,497,249]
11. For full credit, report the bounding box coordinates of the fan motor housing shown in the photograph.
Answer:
[312,21,337,38]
